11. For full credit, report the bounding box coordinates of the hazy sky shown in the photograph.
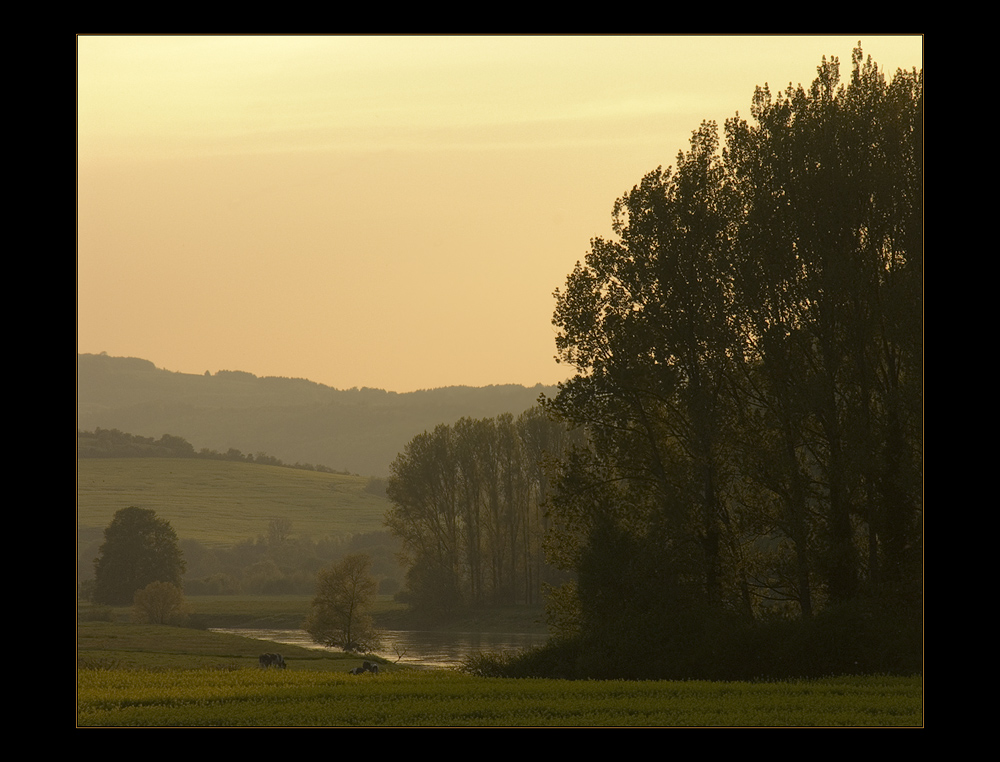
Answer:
[77,35,923,393]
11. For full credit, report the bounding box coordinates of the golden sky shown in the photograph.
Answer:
[77,35,923,393]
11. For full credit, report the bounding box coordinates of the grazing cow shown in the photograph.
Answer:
[349,661,379,676]
[259,653,286,669]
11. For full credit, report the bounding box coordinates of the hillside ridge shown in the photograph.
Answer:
[77,353,559,476]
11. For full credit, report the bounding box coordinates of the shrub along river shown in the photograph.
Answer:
[213,628,551,669]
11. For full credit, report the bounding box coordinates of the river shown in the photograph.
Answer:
[212,628,551,669]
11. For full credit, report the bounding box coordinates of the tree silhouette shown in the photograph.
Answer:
[92,507,186,606]
[545,45,922,659]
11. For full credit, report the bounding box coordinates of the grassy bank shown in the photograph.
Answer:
[76,620,380,672]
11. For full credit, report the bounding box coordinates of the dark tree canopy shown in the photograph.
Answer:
[541,46,922,678]
[385,408,579,613]
[92,507,186,606]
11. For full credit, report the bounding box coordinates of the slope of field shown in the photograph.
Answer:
[77,458,391,548]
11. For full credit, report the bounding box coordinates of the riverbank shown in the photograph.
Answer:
[77,613,923,725]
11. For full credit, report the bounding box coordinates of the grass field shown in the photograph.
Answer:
[77,615,922,727]
[77,458,390,548]
[77,618,359,671]
[78,660,922,727]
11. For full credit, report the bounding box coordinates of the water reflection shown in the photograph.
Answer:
[212,628,550,669]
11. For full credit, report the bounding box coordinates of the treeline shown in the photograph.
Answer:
[385,407,580,613]
[77,428,352,475]
[180,526,401,598]
[81,518,403,599]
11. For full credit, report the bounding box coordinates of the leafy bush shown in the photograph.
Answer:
[459,650,520,678]
[460,639,582,680]
[131,581,188,625]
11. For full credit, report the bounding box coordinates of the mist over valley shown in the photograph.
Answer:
[77,352,557,477]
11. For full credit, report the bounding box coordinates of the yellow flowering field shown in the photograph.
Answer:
[77,668,921,727]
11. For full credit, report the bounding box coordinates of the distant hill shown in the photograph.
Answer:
[77,353,558,476]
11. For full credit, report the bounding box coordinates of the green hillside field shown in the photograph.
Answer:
[77,458,391,549]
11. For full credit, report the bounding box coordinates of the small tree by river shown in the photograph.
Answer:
[305,554,381,652]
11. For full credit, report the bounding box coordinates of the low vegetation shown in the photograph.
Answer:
[77,665,921,727]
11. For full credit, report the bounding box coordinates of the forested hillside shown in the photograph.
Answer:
[77,353,557,476]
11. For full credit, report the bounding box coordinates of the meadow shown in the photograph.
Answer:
[77,458,389,547]
[76,618,922,727]
[78,664,922,727]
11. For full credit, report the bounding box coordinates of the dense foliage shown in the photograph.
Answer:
[539,46,921,677]
[92,507,186,605]
[385,408,579,613]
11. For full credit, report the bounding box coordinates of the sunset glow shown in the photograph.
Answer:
[77,35,923,392]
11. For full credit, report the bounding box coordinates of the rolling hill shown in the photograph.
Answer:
[77,353,559,476]
[77,458,390,546]
[77,457,399,589]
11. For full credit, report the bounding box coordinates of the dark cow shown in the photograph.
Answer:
[349,661,379,675]
[259,653,286,669]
